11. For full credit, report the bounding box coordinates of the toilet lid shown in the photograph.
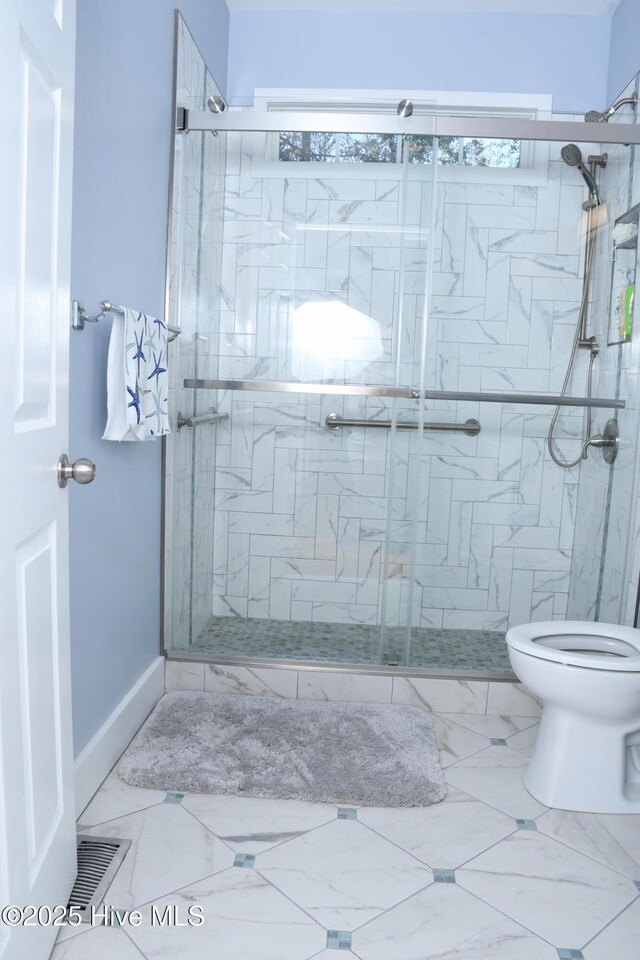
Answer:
[506,621,640,670]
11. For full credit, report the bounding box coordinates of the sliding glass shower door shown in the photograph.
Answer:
[406,130,640,669]
[178,124,437,664]
[165,50,640,673]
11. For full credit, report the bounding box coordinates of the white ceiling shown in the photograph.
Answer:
[226,0,621,14]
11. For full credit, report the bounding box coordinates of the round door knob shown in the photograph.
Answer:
[57,454,96,488]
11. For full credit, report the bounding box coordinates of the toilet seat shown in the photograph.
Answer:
[506,621,640,672]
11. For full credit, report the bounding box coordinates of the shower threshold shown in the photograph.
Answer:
[189,616,512,674]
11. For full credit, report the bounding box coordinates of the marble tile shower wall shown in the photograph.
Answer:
[568,74,640,626]
[165,18,226,649]
[204,132,598,634]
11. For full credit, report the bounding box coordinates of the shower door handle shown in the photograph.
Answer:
[57,454,96,488]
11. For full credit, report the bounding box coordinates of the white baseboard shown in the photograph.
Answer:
[74,656,165,817]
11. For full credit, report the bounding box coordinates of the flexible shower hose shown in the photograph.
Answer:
[546,204,600,468]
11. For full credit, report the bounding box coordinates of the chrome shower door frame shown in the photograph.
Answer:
[163,83,640,671]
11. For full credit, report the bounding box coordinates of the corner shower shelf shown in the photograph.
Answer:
[608,203,639,345]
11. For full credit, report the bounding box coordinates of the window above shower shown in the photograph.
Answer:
[277,131,521,168]
[251,89,552,184]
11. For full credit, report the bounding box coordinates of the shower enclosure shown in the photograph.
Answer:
[164,14,640,676]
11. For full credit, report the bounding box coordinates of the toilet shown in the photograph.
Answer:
[505,620,640,813]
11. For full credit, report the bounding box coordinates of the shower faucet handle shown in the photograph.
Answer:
[585,419,619,465]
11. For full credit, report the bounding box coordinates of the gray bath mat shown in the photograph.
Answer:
[118,691,446,807]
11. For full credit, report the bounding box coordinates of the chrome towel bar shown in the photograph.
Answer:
[72,299,182,342]
[177,409,229,429]
[325,413,480,435]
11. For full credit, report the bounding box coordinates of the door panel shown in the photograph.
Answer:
[0,0,77,957]
[15,41,60,428]
[17,524,61,874]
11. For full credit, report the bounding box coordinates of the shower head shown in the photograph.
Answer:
[584,93,638,123]
[560,143,583,167]
[561,143,600,204]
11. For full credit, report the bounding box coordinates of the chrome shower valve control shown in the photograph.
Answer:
[57,454,96,488]
[585,419,619,465]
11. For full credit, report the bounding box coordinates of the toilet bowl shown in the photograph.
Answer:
[505,620,640,813]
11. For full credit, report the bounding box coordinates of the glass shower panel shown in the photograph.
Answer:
[194,387,388,661]
[164,15,227,651]
[567,90,640,626]
[184,120,436,662]
[406,131,640,671]
[378,150,435,665]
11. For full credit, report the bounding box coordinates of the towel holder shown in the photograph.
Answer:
[71,299,182,343]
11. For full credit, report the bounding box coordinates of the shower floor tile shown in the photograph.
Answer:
[58,713,640,960]
[190,615,511,672]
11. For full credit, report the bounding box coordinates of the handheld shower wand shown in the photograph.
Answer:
[560,143,601,205]
[547,143,607,468]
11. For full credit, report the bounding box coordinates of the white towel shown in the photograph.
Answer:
[103,308,170,441]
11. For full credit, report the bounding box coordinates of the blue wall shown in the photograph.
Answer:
[70,0,229,756]
[608,0,640,103]
[227,11,609,113]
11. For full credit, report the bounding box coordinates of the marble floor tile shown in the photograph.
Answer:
[78,772,166,828]
[438,713,539,740]
[128,869,325,960]
[311,953,360,959]
[204,663,298,698]
[432,716,490,767]
[583,899,640,960]
[53,922,96,946]
[392,678,488,714]
[536,808,640,879]
[51,926,144,959]
[84,802,235,909]
[355,882,558,960]
[505,724,539,756]
[359,786,516,868]
[66,704,637,958]
[445,745,547,819]
[486,682,541,717]
[256,818,432,929]
[457,831,638,946]
[297,671,393,704]
[165,660,205,692]
[182,793,337,853]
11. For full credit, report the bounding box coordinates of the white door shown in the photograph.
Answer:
[0,0,78,957]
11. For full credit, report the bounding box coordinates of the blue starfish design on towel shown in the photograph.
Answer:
[127,381,141,424]
[145,391,166,432]
[104,307,169,441]
[133,331,146,379]
[143,330,157,355]
[147,350,166,390]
